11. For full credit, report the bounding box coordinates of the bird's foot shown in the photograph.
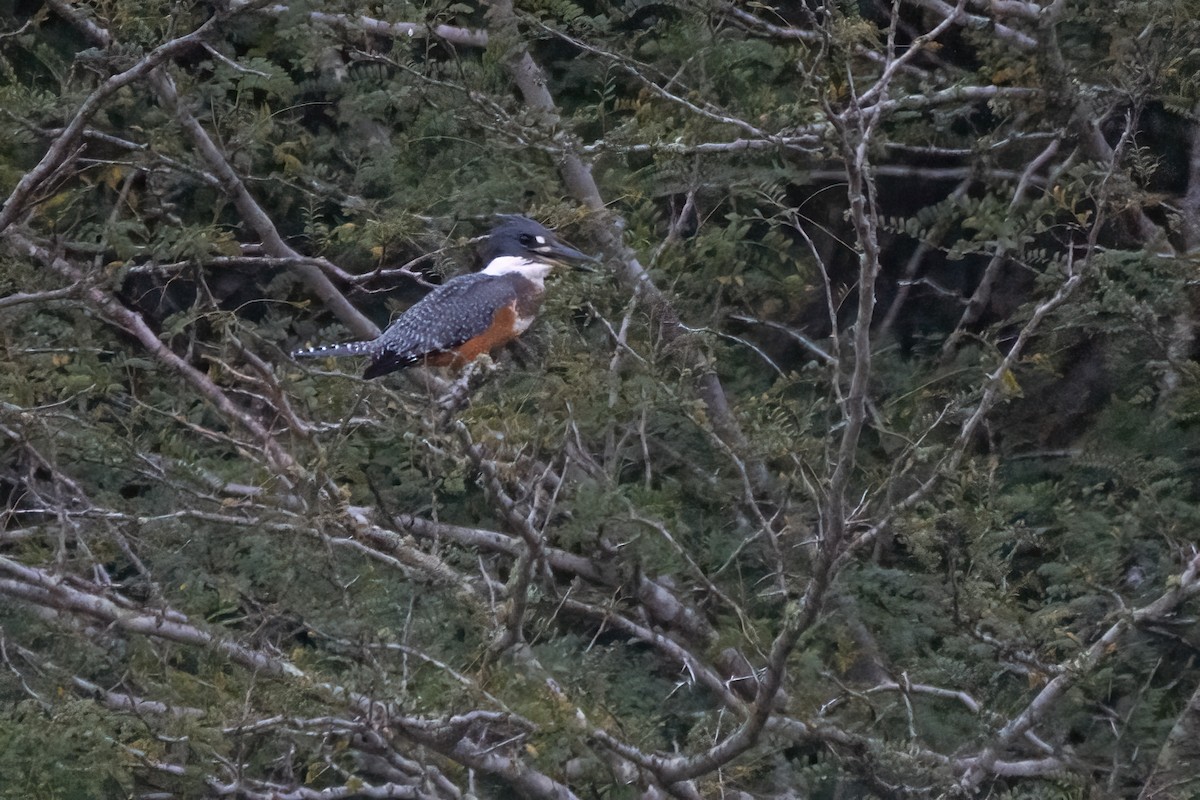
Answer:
[434,356,497,423]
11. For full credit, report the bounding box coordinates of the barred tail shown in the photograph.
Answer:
[291,341,374,360]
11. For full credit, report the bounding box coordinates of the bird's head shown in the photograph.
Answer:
[478,216,595,272]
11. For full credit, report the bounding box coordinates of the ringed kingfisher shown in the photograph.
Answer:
[292,216,592,378]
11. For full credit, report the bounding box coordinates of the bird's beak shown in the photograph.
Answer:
[536,237,598,270]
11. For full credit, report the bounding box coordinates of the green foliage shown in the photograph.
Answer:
[2,0,1200,796]
[0,700,135,798]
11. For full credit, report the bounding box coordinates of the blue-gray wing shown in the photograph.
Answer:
[365,273,521,377]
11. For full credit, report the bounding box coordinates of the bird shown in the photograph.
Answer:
[292,216,592,378]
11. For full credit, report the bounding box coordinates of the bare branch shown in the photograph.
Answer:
[958,550,1200,789]
[0,11,223,234]
[249,2,489,48]
[940,136,1063,358]
[0,557,302,677]
[1138,672,1200,800]
[486,0,775,501]
[908,0,1038,49]
[45,0,379,340]
[0,287,79,310]
[7,233,302,476]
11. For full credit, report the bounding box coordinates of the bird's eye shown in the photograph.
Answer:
[518,233,535,246]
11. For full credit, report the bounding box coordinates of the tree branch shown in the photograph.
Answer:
[0,10,224,235]
[958,550,1200,789]
[45,0,380,340]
